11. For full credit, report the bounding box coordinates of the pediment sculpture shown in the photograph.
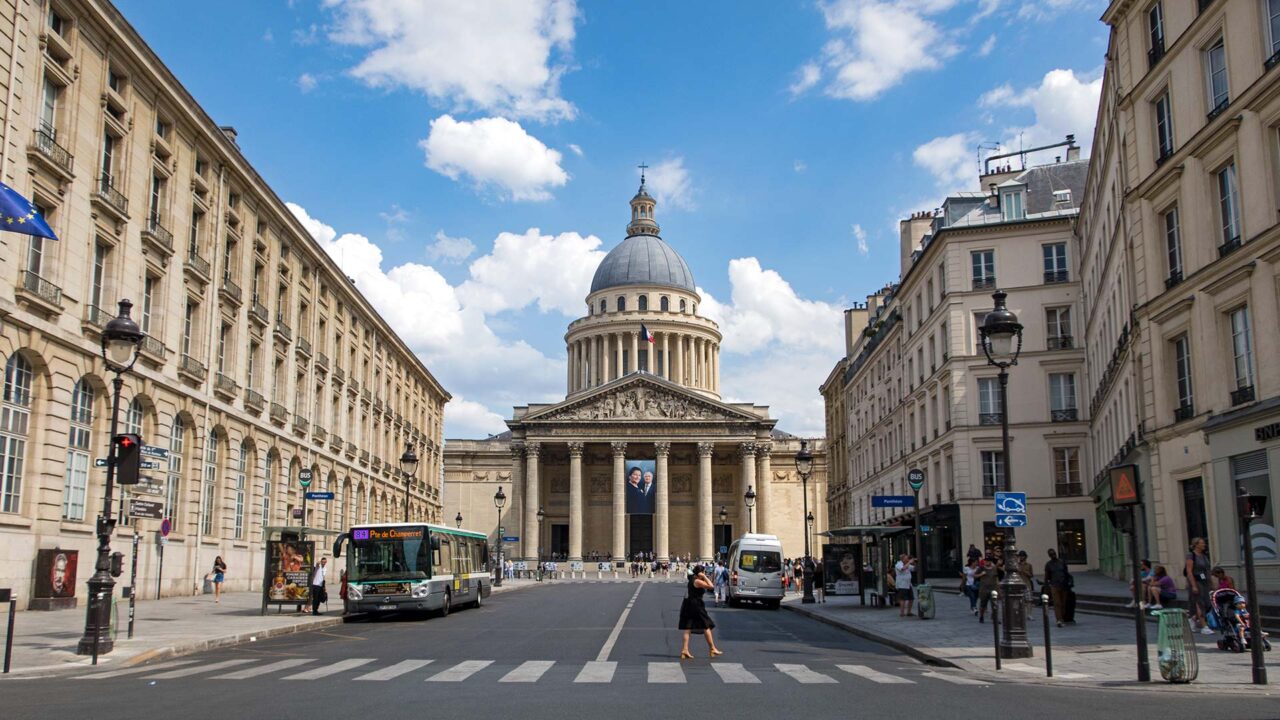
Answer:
[540,385,737,422]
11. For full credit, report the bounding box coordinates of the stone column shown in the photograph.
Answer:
[662,333,670,380]
[568,441,584,562]
[697,442,714,562]
[691,338,700,388]
[524,442,541,561]
[630,331,638,375]
[739,442,756,535]
[585,337,593,387]
[713,346,719,393]
[756,442,772,535]
[566,345,573,392]
[614,333,623,381]
[508,443,524,564]
[674,334,684,385]
[612,441,627,563]
[655,441,671,563]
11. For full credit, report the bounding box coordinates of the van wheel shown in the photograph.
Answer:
[440,589,451,617]
[473,588,483,609]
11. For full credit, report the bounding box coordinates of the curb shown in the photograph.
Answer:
[121,616,344,668]
[782,602,959,669]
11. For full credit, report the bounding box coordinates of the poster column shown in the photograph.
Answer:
[655,441,671,563]
[611,442,627,563]
[756,443,772,535]
[698,442,714,562]
[524,442,540,562]
[568,442,584,562]
[739,442,757,535]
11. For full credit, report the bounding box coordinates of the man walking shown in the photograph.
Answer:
[713,561,729,606]
[310,557,328,616]
[894,554,916,617]
[1043,548,1071,628]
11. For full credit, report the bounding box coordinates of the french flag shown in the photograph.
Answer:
[640,324,656,344]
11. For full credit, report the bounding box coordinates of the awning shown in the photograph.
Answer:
[819,526,913,539]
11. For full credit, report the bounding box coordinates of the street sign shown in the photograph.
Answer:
[719,546,728,555]
[298,469,313,488]
[995,514,1027,528]
[304,491,334,500]
[920,525,932,533]
[140,460,161,470]
[908,468,925,492]
[1110,464,1140,506]
[141,444,169,459]
[127,499,164,520]
[160,518,172,537]
[502,536,519,543]
[131,479,166,496]
[872,495,915,508]
[94,457,108,468]
[291,508,304,519]
[994,492,1027,514]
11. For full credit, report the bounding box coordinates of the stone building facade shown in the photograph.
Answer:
[0,0,448,608]
[445,185,827,564]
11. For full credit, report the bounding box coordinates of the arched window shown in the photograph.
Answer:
[638,295,648,312]
[617,296,626,312]
[679,299,687,313]
[167,417,185,528]
[63,379,94,521]
[1,354,33,514]
[262,453,274,532]
[124,397,144,435]
[660,296,669,312]
[201,432,219,536]
[233,440,249,539]
[600,299,606,313]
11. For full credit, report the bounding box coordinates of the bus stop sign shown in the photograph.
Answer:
[298,468,313,488]
[908,468,925,492]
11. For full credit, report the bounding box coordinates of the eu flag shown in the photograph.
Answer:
[0,181,57,240]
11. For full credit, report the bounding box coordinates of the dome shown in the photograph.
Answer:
[590,234,696,293]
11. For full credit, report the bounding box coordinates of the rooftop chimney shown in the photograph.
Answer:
[844,305,869,357]
[219,126,239,145]
[899,210,934,276]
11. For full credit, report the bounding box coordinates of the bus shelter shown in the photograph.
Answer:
[261,526,342,615]
[819,526,913,607]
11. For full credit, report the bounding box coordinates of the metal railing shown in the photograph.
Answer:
[186,249,211,278]
[179,354,207,380]
[979,412,1003,426]
[21,270,63,306]
[1051,408,1079,423]
[269,402,289,423]
[329,433,343,451]
[143,214,174,254]
[32,127,73,174]
[1043,269,1070,284]
[1047,335,1073,350]
[1231,385,1256,406]
[95,174,128,215]
[274,315,292,342]
[84,304,112,329]
[333,366,346,383]
[316,352,329,370]
[215,372,239,396]
[346,442,357,457]
[312,425,327,442]
[220,275,242,304]
[297,336,312,357]
[973,277,997,290]
[1148,42,1165,70]
[1164,270,1183,290]
[1218,236,1241,258]
[1207,97,1230,121]
[1174,404,1195,423]
[249,296,269,324]
[141,335,166,360]
[244,388,265,411]
[293,415,309,434]
[359,450,370,464]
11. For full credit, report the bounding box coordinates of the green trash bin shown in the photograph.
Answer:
[1156,609,1199,683]
[915,584,936,619]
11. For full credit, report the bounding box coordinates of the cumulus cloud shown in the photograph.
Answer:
[426,230,476,263]
[979,68,1103,151]
[645,157,695,210]
[912,132,979,190]
[444,396,508,438]
[298,73,318,93]
[852,224,869,256]
[699,258,844,357]
[794,160,808,173]
[790,62,821,97]
[977,34,996,56]
[568,143,583,156]
[325,0,578,121]
[458,228,606,316]
[421,115,569,201]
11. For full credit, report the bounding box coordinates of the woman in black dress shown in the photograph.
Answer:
[679,565,722,659]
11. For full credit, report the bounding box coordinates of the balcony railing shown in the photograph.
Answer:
[94,174,128,216]
[1164,270,1183,290]
[312,424,327,443]
[1174,404,1195,423]
[274,315,292,343]
[140,335,166,361]
[1055,482,1083,497]
[249,296,269,325]
[1268,49,1280,71]
[345,442,356,457]
[20,270,63,307]
[1231,385,1256,406]
[219,275,243,305]
[1207,98,1230,121]
[979,412,1003,426]
[31,127,73,175]
[316,352,329,371]
[359,450,370,465]
[142,214,174,255]
[293,415,309,435]
[973,277,997,291]
[329,433,343,451]
[269,402,288,424]
[214,372,239,398]
[1218,236,1241,258]
[185,248,211,279]
[1047,335,1073,350]
[178,354,207,381]
[333,366,346,384]
[244,388,265,413]
[1043,269,1070,284]
[83,304,112,330]
[297,336,312,357]
[1051,408,1079,423]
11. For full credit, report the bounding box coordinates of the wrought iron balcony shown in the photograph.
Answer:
[979,412,1003,426]
[345,441,357,457]
[293,415,309,436]
[1165,270,1183,290]
[296,336,312,358]
[19,270,63,308]
[83,304,111,330]
[219,274,242,306]
[1051,408,1079,422]
[244,388,265,413]
[359,450,370,465]
[1231,385,1256,406]
[142,214,174,256]
[1207,98,1230,121]
[1268,49,1280,71]
[93,173,128,217]
[178,354,207,382]
[185,248,211,281]
[30,127,73,176]
[333,365,346,384]
[1043,269,1070,284]
[1218,236,1241,258]
[269,402,289,425]
[312,424,327,443]
[274,315,292,343]
[329,432,343,451]
[140,335,166,361]
[1174,403,1195,423]
[361,389,371,404]
[1055,482,1083,497]
[214,372,239,399]
[248,296,269,325]
[315,352,329,372]
[372,456,383,472]
[1047,335,1073,350]
[973,277,997,291]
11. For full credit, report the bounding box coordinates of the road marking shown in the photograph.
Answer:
[921,671,988,685]
[1003,662,1090,679]
[147,659,256,679]
[282,658,375,680]
[837,664,915,684]
[214,658,315,679]
[77,660,198,679]
[775,663,837,684]
[574,660,616,683]
[596,582,645,662]
[712,663,760,684]
[354,659,433,681]
[426,660,493,682]
[500,660,555,683]
[647,662,686,683]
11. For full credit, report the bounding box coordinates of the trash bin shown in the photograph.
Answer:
[915,584,936,619]
[1156,609,1198,683]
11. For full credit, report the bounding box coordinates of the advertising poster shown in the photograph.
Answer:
[264,540,314,604]
[823,543,861,595]
[624,459,656,515]
[33,548,78,598]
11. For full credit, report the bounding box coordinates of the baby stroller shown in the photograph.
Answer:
[1212,588,1271,653]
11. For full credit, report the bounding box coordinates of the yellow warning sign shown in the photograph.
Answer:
[1110,464,1140,506]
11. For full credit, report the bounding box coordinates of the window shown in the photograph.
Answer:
[25,233,44,278]
[149,175,165,225]
[91,242,108,310]
[1269,0,1280,60]
[1174,335,1194,413]
[981,451,1005,497]
[599,299,606,313]
[262,456,274,530]
[1154,91,1174,159]
[660,296,669,312]
[1046,307,1072,349]
[1049,373,1078,421]
[1148,2,1165,55]
[1163,205,1182,283]
[617,296,626,312]
[63,379,93,521]
[679,299,687,313]
[124,397,143,435]
[100,130,116,182]
[201,433,218,536]
[48,6,66,36]
[1053,448,1082,496]
[217,323,230,373]
[971,250,995,289]
[1229,306,1254,391]
[1000,189,1025,221]
[155,117,171,140]
[1056,519,1087,564]
[1217,162,1241,247]
[182,300,197,357]
[233,441,248,539]
[167,417,185,527]
[1043,243,1068,283]
[1,355,33,514]
[40,76,59,136]
[638,295,648,312]
[1205,37,1229,114]
[189,210,204,257]
[107,67,124,94]
[978,377,1002,424]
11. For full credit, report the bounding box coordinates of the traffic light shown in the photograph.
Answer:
[115,433,142,485]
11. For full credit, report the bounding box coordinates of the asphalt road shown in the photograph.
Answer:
[4,580,1277,720]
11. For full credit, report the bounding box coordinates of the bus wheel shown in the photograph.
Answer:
[472,588,483,609]
[440,589,451,617]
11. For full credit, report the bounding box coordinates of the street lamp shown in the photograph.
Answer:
[978,290,1031,659]
[1237,486,1269,685]
[795,440,816,604]
[537,506,546,580]
[744,485,756,534]
[455,511,463,529]
[806,510,815,549]
[77,299,143,657]
[493,486,506,587]
[399,443,419,523]
[718,506,728,557]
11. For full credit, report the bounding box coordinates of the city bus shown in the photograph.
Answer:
[332,522,491,617]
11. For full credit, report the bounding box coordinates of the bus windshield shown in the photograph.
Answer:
[738,550,782,573]
[349,526,431,582]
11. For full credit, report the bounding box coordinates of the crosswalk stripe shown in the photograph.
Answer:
[711,663,760,684]
[837,664,915,684]
[647,662,686,684]
[921,671,988,685]
[775,663,837,684]
[282,658,375,680]
[147,659,256,679]
[78,660,198,679]
[426,660,493,682]
[354,659,434,681]
[214,658,315,679]
[500,660,555,683]
[574,660,616,683]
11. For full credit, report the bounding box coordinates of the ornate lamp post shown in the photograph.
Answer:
[493,486,506,587]
[77,300,143,656]
[399,443,419,523]
[744,485,756,534]
[536,507,546,579]
[455,512,463,529]
[1237,486,1269,685]
[795,440,816,604]
[806,511,815,556]
[978,290,1031,659]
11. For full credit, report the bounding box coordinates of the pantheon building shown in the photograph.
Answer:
[444,182,827,565]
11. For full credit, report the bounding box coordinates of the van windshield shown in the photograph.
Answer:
[738,550,781,573]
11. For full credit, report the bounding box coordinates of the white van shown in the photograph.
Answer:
[726,533,785,609]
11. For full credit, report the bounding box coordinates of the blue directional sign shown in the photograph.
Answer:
[994,492,1027,514]
[872,495,915,508]
[304,491,334,500]
[995,514,1027,528]
[502,536,520,543]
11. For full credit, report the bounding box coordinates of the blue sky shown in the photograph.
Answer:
[116,0,1108,437]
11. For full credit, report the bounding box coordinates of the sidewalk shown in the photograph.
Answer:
[1,579,539,676]
[784,589,1270,691]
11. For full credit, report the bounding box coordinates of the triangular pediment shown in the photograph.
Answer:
[520,374,763,424]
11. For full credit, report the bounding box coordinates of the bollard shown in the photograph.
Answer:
[992,590,1001,670]
[1042,594,1053,677]
[2,588,14,674]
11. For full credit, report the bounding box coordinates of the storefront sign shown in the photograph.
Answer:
[1255,422,1280,443]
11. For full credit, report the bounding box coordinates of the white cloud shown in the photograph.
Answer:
[426,230,476,263]
[458,228,605,316]
[980,68,1103,152]
[298,73,318,93]
[645,157,694,210]
[1017,0,1085,21]
[978,83,1014,107]
[852,224,869,256]
[698,258,844,356]
[325,0,578,121]
[793,160,808,173]
[568,143,583,156]
[978,34,996,56]
[421,115,569,201]
[263,29,274,42]
[912,132,979,190]
[444,396,508,438]
[790,62,821,97]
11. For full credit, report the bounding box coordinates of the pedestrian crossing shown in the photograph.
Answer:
[74,657,989,686]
